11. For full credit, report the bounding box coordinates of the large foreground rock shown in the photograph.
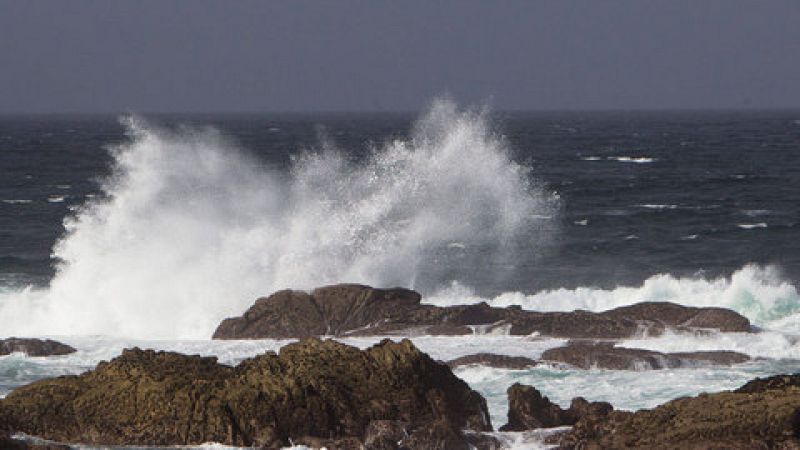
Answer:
[0,338,75,357]
[0,339,491,448]
[213,284,752,339]
[541,341,750,370]
[556,373,800,449]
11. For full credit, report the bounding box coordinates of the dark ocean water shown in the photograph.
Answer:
[1,110,799,295]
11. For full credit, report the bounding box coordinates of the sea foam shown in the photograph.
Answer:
[427,264,800,329]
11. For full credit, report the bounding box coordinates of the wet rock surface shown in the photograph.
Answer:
[0,338,490,448]
[213,284,752,340]
[541,341,750,370]
[0,338,76,357]
[499,383,612,432]
[555,373,800,449]
[446,353,539,370]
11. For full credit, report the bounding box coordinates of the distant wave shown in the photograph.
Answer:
[1,200,32,205]
[738,223,768,230]
[581,156,656,163]
[635,204,678,210]
[610,156,656,163]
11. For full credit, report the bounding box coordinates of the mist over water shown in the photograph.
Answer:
[0,100,558,338]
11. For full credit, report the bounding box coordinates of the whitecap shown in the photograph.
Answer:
[738,223,767,230]
[46,196,66,203]
[1,199,32,205]
[608,156,656,163]
[574,219,588,226]
[636,204,678,210]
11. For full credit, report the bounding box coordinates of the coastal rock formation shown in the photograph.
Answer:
[556,373,800,449]
[499,383,612,432]
[0,338,76,357]
[0,339,490,448]
[212,284,752,340]
[446,353,539,370]
[541,341,750,370]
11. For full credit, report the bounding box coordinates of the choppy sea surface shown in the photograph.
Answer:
[1,102,799,448]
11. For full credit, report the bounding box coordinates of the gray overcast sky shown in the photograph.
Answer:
[1,0,799,113]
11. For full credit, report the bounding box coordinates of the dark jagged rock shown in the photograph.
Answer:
[213,284,752,340]
[0,338,490,448]
[541,341,750,370]
[400,420,470,450]
[500,383,574,431]
[556,373,800,449]
[363,420,408,449]
[0,338,76,357]
[400,419,501,450]
[447,353,539,370]
[499,383,613,432]
[735,373,800,394]
[601,302,752,333]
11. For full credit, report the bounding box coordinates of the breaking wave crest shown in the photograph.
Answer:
[428,264,800,330]
[0,100,557,338]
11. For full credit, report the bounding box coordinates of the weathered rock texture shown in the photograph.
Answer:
[446,353,539,370]
[0,338,75,357]
[556,373,800,449]
[0,339,490,448]
[541,341,750,370]
[213,284,752,340]
[499,383,612,432]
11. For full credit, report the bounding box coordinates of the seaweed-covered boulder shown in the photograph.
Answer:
[213,284,753,340]
[541,341,750,370]
[556,373,800,449]
[0,338,75,357]
[0,338,490,448]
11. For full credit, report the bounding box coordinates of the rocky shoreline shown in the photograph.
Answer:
[1,340,796,449]
[0,283,793,448]
[0,339,494,449]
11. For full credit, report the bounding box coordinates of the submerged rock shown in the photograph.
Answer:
[0,338,76,357]
[213,284,752,340]
[541,341,750,370]
[556,373,800,449]
[499,383,612,432]
[0,338,490,448]
[446,353,539,370]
